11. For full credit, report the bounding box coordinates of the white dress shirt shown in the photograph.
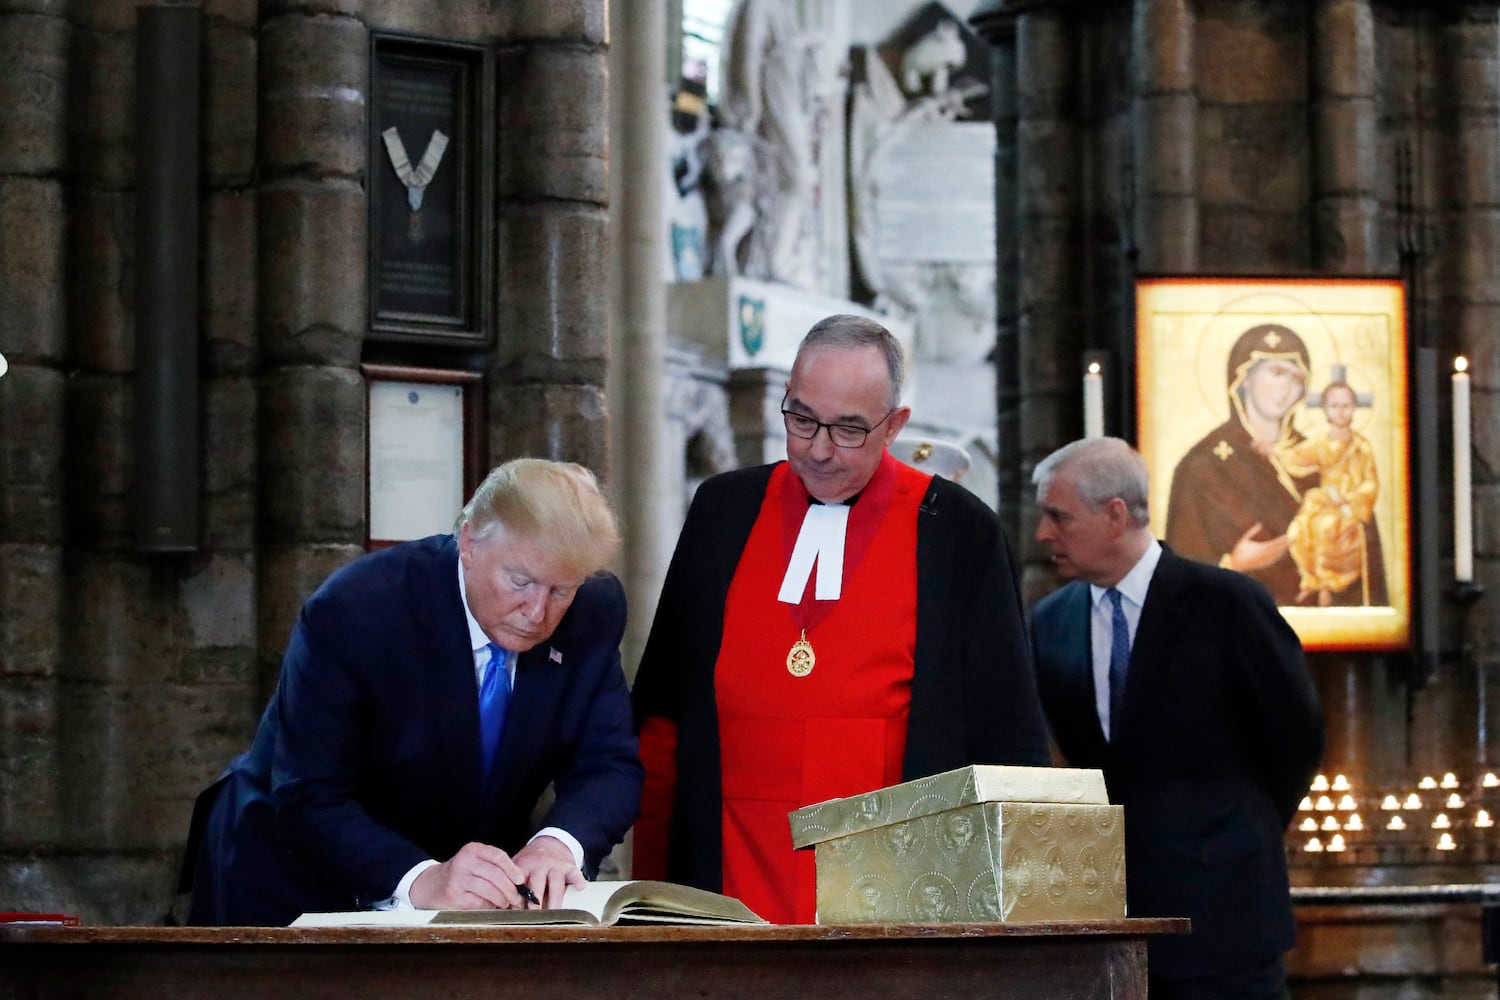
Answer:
[1088,538,1161,740]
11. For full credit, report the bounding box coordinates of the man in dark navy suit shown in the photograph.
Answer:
[186,459,643,925]
[1029,437,1324,1000]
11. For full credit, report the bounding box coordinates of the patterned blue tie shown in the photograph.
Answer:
[1105,588,1130,741]
[478,642,510,784]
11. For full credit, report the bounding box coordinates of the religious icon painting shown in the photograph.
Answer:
[1136,277,1410,652]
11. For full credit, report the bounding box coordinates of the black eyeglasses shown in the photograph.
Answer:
[781,404,895,449]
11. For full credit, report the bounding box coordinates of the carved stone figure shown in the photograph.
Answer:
[707,0,825,287]
[901,20,966,97]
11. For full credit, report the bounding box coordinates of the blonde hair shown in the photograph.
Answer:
[456,458,620,577]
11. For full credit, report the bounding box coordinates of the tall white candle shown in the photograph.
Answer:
[1455,356,1473,583]
[1083,361,1104,439]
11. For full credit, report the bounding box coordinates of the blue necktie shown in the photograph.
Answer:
[479,642,510,784]
[1105,588,1130,740]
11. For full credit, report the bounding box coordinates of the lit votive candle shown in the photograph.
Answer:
[1304,837,1324,853]
[1311,775,1330,792]
[1300,817,1319,832]
[1381,794,1400,810]
[1447,793,1465,809]
[1346,814,1364,831]
[1436,832,1457,851]
[1432,813,1451,829]
[1328,834,1347,852]
[1419,776,1438,790]
[1331,775,1351,792]
[1405,793,1423,810]
[1476,810,1494,828]
[1316,795,1335,811]
[1337,794,1357,811]
[1321,815,1340,832]
[1387,815,1407,831]
[1441,772,1459,789]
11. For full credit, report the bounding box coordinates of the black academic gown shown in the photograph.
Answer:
[631,462,1051,892]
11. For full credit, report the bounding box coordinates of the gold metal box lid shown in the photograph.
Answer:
[788,766,1124,924]
[788,764,1109,848]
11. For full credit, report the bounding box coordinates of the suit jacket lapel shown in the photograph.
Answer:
[483,640,566,827]
[1061,583,1110,755]
[420,538,487,837]
[1116,546,1187,736]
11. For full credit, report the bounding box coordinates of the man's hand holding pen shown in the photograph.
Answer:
[409,842,537,910]
[511,834,587,908]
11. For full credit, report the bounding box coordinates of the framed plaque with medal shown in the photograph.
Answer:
[368,35,492,344]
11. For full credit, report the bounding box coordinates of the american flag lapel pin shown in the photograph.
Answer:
[549,647,563,665]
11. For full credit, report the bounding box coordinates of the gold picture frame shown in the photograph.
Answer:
[1136,277,1409,652]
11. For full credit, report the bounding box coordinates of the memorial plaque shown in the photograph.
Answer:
[362,364,485,548]
[369,36,491,343]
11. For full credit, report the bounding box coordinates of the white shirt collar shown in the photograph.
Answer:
[456,545,490,655]
[1089,536,1162,610]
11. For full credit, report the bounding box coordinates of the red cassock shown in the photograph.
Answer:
[710,456,922,923]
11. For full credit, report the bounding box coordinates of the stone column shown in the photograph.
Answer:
[256,0,369,710]
[0,0,67,876]
[1311,0,1379,273]
[1425,8,1500,777]
[1131,0,1197,274]
[607,0,669,678]
[1012,3,1081,594]
[494,6,612,473]
[970,6,1022,545]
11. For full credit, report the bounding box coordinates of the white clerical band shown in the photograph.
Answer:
[778,503,850,603]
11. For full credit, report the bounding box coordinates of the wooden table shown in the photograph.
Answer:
[0,919,1186,999]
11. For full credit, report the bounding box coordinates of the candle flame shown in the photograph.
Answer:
[1087,361,1101,375]
[1456,356,1469,373]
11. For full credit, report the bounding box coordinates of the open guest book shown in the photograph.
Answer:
[291,880,767,928]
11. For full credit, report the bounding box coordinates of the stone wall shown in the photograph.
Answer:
[0,0,610,924]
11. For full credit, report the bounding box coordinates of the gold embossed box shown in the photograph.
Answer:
[788,765,1125,924]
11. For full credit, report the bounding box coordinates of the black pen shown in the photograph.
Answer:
[516,883,540,906]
